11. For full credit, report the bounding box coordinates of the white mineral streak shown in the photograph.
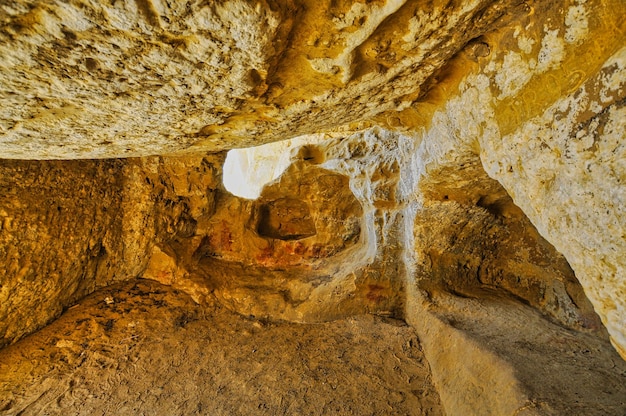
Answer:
[564,2,589,44]
[494,24,567,99]
[494,51,536,99]
[320,128,419,264]
[536,28,566,73]
[515,29,535,55]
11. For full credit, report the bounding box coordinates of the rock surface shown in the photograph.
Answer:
[407,0,626,358]
[1,0,626,414]
[0,280,443,416]
[0,159,148,348]
[0,0,524,159]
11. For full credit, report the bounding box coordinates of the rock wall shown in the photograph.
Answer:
[0,154,222,347]
[414,162,602,333]
[480,50,626,358]
[144,130,416,322]
[397,0,626,359]
[143,123,605,336]
[0,159,151,347]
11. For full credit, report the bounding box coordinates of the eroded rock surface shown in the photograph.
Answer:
[0,0,626,415]
[402,1,626,358]
[0,159,150,348]
[0,153,223,346]
[0,0,526,159]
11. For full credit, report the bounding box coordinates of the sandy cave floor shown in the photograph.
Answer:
[0,280,443,415]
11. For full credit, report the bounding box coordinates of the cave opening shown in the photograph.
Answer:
[222,135,327,200]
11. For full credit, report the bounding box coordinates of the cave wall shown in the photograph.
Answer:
[0,159,152,347]
[480,51,626,358]
[415,161,602,333]
[395,0,626,358]
[143,129,418,322]
[142,121,606,340]
[0,154,223,347]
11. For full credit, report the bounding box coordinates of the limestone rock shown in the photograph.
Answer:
[256,197,317,240]
[398,0,626,359]
[480,50,626,358]
[0,0,523,159]
[1,0,626,414]
[0,153,224,346]
[0,159,154,347]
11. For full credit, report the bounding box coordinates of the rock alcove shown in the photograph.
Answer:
[1,0,626,414]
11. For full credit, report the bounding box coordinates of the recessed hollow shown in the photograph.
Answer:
[256,198,317,240]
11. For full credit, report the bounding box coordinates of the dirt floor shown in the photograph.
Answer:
[0,280,443,416]
[423,291,626,415]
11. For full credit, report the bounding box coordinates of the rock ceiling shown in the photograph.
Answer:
[0,0,594,159]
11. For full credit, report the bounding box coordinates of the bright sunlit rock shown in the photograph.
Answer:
[223,134,327,199]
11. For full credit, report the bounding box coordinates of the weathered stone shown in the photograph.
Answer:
[0,280,445,416]
[0,0,626,414]
[0,0,523,159]
[396,0,626,359]
[0,159,152,348]
[256,197,317,240]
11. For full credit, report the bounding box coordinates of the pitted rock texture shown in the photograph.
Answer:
[398,0,626,358]
[414,178,603,334]
[0,0,523,159]
[479,52,626,358]
[0,159,148,348]
[256,197,317,240]
[0,154,224,347]
[144,138,408,322]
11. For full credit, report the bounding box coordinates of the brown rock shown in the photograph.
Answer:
[1,0,626,414]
